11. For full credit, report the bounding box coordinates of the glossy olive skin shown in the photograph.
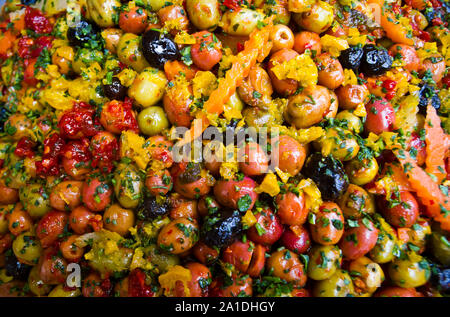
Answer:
[337,184,375,218]
[202,210,243,249]
[267,249,307,287]
[213,177,258,211]
[317,127,359,161]
[141,30,180,69]
[274,134,307,176]
[117,33,150,72]
[19,183,51,219]
[103,77,127,101]
[430,224,450,266]
[310,202,345,245]
[103,204,135,236]
[349,257,385,296]
[313,269,355,297]
[86,0,121,27]
[280,226,311,255]
[12,232,42,265]
[307,245,342,281]
[284,85,331,129]
[129,67,168,108]
[5,252,32,281]
[138,106,169,136]
[381,191,419,228]
[303,153,349,201]
[339,218,379,260]
[276,190,307,226]
[157,217,199,254]
[388,253,431,288]
[186,0,220,31]
[67,19,101,48]
[368,216,398,264]
[114,163,144,209]
[345,156,379,186]
[247,208,283,246]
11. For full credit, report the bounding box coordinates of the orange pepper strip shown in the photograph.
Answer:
[0,31,15,56]
[179,18,273,146]
[393,148,450,231]
[424,105,449,184]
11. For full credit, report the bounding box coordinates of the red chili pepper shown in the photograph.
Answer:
[18,36,34,59]
[443,74,450,87]
[24,7,53,34]
[382,79,397,91]
[36,133,65,176]
[62,138,92,162]
[430,0,442,8]
[418,30,431,42]
[58,102,101,139]
[91,135,119,173]
[223,0,241,10]
[128,269,155,297]
[14,137,36,158]
[236,42,244,52]
[32,35,53,58]
[385,90,396,100]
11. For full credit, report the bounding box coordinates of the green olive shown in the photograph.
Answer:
[388,253,430,288]
[72,48,104,74]
[28,265,52,296]
[429,224,450,266]
[128,67,167,107]
[144,244,180,273]
[348,256,385,296]
[313,269,355,297]
[221,8,264,36]
[138,106,169,136]
[317,127,360,161]
[337,184,375,218]
[144,0,167,11]
[293,1,334,34]
[19,184,51,219]
[117,33,150,72]
[345,156,379,186]
[86,0,121,27]
[186,0,220,31]
[335,110,363,134]
[0,205,12,235]
[369,215,398,264]
[263,0,291,25]
[5,0,21,12]
[12,232,42,265]
[48,285,82,297]
[114,163,144,209]
[307,245,342,281]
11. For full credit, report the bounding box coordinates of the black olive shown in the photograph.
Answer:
[136,196,170,220]
[67,20,101,48]
[418,84,441,115]
[5,252,31,281]
[20,0,38,4]
[430,263,450,294]
[0,106,10,133]
[142,30,180,69]
[202,210,242,249]
[103,77,127,101]
[360,44,392,76]
[178,162,202,184]
[302,153,349,201]
[338,46,364,72]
